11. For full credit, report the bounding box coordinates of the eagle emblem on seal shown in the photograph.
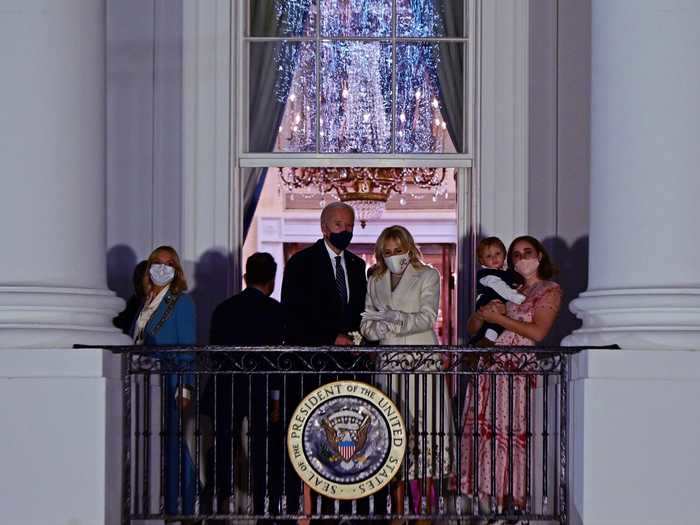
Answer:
[320,409,371,463]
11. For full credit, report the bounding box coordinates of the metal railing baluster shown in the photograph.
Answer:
[543,373,550,512]
[143,372,151,516]
[507,372,514,515]
[176,373,183,516]
[121,356,131,525]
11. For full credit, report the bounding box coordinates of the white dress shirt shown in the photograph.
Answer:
[324,239,350,301]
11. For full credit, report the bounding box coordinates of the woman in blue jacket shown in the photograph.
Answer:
[132,245,197,516]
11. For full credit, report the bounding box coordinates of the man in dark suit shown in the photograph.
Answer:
[207,252,285,518]
[210,251,285,346]
[282,202,367,346]
[281,202,368,520]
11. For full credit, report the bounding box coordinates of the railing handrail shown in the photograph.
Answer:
[75,343,618,354]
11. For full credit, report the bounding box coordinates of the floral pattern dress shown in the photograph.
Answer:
[460,280,561,509]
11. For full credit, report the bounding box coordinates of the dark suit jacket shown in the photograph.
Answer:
[206,288,285,503]
[207,286,285,413]
[281,238,367,345]
[209,287,285,346]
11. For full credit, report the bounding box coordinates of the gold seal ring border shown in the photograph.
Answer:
[286,380,407,500]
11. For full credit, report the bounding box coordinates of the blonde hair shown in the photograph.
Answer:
[372,225,424,277]
[143,245,188,296]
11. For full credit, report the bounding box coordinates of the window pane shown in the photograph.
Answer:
[397,0,466,38]
[395,42,463,153]
[248,0,317,37]
[320,0,391,37]
[249,42,317,152]
[320,40,392,153]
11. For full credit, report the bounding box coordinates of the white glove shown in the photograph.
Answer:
[375,321,390,338]
[382,308,403,324]
[361,308,403,324]
[361,310,386,322]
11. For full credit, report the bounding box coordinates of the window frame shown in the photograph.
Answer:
[237,0,475,168]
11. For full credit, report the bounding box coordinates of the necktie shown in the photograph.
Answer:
[335,255,348,304]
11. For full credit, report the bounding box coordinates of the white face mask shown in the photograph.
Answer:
[149,264,175,287]
[385,253,410,274]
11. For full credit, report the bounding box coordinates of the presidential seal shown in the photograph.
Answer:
[287,380,406,499]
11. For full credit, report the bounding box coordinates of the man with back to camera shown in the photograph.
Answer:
[207,252,285,518]
[210,251,284,346]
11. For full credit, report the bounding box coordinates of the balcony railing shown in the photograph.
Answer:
[103,345,584,524]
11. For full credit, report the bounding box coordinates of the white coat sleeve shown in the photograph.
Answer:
[360,279,384,341]
[479,274,526,304]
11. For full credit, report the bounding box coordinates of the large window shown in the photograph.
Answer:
[245,0,469,155]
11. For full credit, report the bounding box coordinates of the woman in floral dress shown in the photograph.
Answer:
[460,235,562,515]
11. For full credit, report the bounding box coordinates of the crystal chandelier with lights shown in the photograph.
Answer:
[271,1,456,227]
[279,167,448,227]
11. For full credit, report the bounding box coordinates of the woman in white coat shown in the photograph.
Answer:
[361,225,453,517]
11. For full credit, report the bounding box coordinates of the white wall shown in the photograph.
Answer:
[478,0,530,243]
[106,0,235,343]
[528,0,591,344]
[106,0,184,298]
[0,349,122,525]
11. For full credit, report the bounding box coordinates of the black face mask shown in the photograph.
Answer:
[328,230,353,251]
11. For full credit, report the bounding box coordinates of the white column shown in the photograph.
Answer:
[0,0,129,349]
[568,349,700,525]
[563,3,700,524]
[563,0,700,350]
[0,2,128,524]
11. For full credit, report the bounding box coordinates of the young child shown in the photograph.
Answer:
[470,237,526,346]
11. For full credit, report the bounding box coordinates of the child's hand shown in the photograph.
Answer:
[480,300,506,322]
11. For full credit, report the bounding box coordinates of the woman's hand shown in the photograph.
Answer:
[483,287,562,343]
[467,301,503,335]
[176,385,192,411]
[375,321,390,338]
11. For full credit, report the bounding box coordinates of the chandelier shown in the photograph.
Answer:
[279,167,448,227]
